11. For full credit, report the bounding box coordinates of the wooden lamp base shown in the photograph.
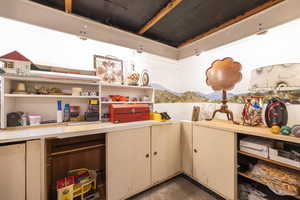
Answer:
[206,90,239,124]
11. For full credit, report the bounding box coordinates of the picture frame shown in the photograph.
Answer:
[94,55,124,84]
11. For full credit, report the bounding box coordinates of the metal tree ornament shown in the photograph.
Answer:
[206,57,242,124]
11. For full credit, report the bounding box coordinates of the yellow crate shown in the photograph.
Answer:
[58,168,97,200]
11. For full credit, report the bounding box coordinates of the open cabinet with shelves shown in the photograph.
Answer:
[237,134,300,200]
[1,75,101,129]
[99,83,154,122]
[0,73,155,128]
[46,134,106,200]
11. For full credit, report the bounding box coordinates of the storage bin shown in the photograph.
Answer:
[28,114,42,126]
[240,137,273,158]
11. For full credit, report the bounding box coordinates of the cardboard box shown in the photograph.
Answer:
[240,137,273,158]
[269,148,300,168]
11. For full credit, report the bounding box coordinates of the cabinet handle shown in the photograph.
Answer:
[194,149,197,153]
[145,154,150,158]
[154,151,158,156]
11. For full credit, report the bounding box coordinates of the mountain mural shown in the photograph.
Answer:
[151,83,300,104]
[151,83,235,103]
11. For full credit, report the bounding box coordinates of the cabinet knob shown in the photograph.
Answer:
[194,149,197,153]
[154,151,158,156]
[145,154,150,158]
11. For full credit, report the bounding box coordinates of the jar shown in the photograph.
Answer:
[127,64,140,86]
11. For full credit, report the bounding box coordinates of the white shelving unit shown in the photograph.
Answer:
[101,101,153,104]
[4,94,99,99]
[1,72,155,128]
[99,83,155,122]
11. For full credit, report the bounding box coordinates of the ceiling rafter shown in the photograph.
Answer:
[65,0,72,13]
[138,0,183,35]
[178,0,285,48]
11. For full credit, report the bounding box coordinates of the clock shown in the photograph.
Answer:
[141,70,150,86]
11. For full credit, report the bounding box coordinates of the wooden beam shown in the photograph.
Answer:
[138,0,183,34]
[65,0,72,13]
[178,0,285,48]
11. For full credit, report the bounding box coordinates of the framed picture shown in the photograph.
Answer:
[94,55,124,84]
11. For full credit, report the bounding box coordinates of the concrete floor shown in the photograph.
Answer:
[129,176,218,200]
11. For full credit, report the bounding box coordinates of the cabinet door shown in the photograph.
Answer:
[181,121,193,176]
[26,140,42,200]
[192,125,208,185]
[106,127,151,200]
[193,125,236,200]
[151,123,181,184]
[0,143,26,200]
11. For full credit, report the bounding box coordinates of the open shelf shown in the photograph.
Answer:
[5,94,99,99]
[5,75,99,85]
[238,151,300,171]
[101,101,153,104]
[101,83,153,90]
[238,172,300,199]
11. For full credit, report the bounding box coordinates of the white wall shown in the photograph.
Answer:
[0,17,184,120]
[179,17,300,93]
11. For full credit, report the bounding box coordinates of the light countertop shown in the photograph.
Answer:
[195,119,300,144]
[0,121,175,144]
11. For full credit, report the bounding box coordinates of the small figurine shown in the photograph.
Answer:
[242,96,264,126]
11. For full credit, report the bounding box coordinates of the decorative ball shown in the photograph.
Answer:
[270,125,280,135]
[280,125,291,136]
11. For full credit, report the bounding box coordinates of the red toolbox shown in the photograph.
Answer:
[109,104,150,123]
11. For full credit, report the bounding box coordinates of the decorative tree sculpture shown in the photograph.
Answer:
[206,57,242,124]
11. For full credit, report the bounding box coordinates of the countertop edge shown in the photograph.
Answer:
[0,121,177,144]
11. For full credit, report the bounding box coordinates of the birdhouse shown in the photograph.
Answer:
[0,51,32,76]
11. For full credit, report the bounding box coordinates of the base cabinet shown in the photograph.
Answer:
[106,127,152,200]
[151,123,181,184]
[0,143,26,200]
[193,125,236,200]
[106,123,181,200]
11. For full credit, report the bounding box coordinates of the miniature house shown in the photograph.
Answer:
[0,51,32,75]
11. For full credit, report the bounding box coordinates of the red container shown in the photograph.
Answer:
[109,104,150,123]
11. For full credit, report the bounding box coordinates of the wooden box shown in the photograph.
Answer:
[109,104,150,123]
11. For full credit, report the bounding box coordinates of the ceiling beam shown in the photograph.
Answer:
[65,0,72,13]
[178,0,285,48]
[138,0,183,35]
[0,0,178,60]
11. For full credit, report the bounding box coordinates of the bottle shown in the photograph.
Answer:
[57,100,63,123]
[64,104,70,122]
[21,113,27,126]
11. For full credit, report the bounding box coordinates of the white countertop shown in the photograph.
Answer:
[0,121,175,144]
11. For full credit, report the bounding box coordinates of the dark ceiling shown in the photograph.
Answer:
[30,0,279,47]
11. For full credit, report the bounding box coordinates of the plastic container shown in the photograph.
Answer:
[64,104,70,122]
[29,114,42,126]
